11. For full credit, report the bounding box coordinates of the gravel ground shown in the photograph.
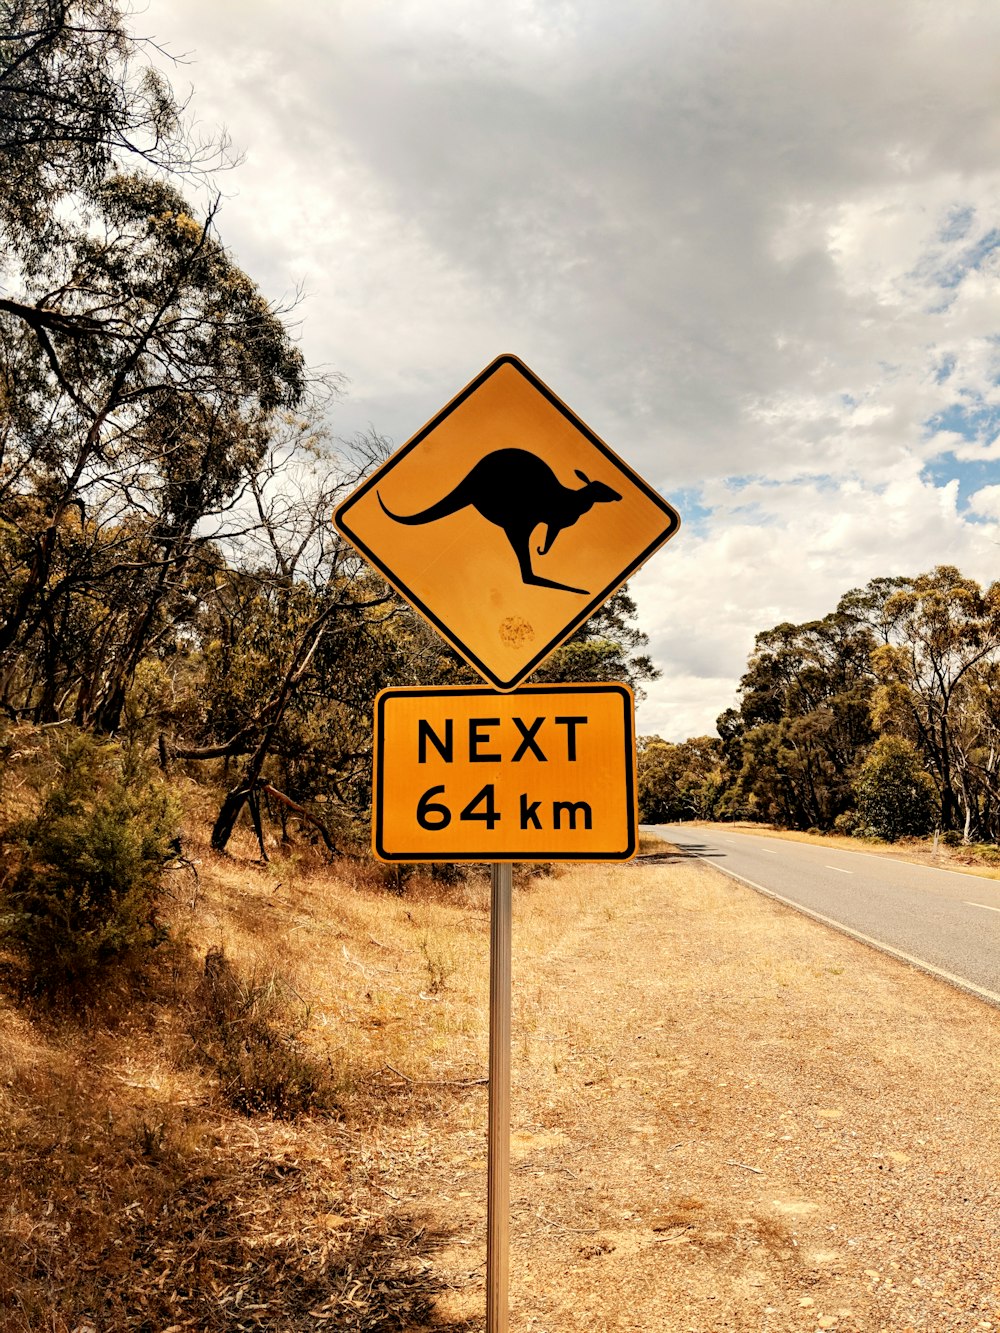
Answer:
[369,848,1000,1332]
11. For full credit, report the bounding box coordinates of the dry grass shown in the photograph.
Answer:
[0,798,496,1331]
[3,758,999,1331]
[0,770,658,1330]
[637,830,669,856]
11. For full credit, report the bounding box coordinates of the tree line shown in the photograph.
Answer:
[10,6,990,858]
[639,566,1000,844]
[0,1,657,858]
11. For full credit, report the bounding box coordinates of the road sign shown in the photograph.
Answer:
[372,682,636,862]
[334,354,680,691]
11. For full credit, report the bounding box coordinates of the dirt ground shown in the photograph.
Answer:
[359,844,1000,1332]
[2,830,999,1331]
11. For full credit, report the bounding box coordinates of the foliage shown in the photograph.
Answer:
[637,734,722,823]
[723,608,876,829]
[1,730,178,993]
[833,809,862,836]
[853,736,937,842]
[0,0,202,238]
[710,567,1000,843]
[862,566,1000,840]
[531,587,659,696]
[0,0,305,734]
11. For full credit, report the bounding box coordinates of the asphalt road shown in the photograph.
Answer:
[648,823,1000,1006]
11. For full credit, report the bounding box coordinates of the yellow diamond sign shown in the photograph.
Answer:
[334,354,680,690]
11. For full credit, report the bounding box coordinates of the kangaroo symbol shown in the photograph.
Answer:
[377,448,622,595]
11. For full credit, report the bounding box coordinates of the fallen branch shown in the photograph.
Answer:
[530,1209,599,1235]
[726,1159,764,1174]
[381,1063,487,1088]
[262,783,339,855]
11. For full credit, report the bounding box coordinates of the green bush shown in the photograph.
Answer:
[1,733,178,995]
[833,810,861,836]
[853,737,937,843]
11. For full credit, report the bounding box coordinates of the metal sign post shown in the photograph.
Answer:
[487,861,512,1333]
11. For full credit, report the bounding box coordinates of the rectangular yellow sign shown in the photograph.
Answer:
[373,683,636,862]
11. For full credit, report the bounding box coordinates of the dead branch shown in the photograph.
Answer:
[380,1063,487,1088]
[261,783,339,855]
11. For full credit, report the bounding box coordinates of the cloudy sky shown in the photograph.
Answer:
[149,0,1000,740]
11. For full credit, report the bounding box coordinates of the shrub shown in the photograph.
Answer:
[853,737,937,842]
[193,947,338,1119]
[833,810,861,836]
[1,733,178,996]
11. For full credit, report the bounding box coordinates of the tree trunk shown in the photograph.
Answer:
[209,601,338,853]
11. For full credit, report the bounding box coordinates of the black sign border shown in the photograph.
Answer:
[334,353,680,691]
[372,682,637,862]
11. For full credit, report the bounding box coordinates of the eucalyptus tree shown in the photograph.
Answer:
[864,566,1000,838]
[726,608,877,828]
[141,427,405,856]
[0,174,305,719]
[636,734,722,824]
[0,0,220,236]
[0,2,306,726]
[721,567,1000,839]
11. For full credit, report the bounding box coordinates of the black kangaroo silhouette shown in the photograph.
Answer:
[377,448,622,595]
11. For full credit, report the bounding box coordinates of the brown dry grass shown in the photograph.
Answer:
[0,808,493,1331]
[0,809,998,1330]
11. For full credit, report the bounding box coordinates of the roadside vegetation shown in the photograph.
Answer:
[638,565,1000,848]
[0,727,494,1329]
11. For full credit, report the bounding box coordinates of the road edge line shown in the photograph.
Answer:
[696,827,1000,885]
[694,857,1000,1011]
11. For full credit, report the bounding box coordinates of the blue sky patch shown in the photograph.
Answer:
[939,205,974,243]
[933,352,956,383]
[915,221,1000,292]
[667,486,713,533]
[921,453,1000,514]
[926,399,1000,443]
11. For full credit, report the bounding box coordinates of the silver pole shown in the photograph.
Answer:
[487,860,512,1333]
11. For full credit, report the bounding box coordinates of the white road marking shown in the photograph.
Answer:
[677,825,999,883]
[825,866,852,874]
[965,901,1000,913]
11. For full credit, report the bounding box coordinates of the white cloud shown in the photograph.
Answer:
[969,484,1000,521]
[144,0,1000,738]
[633,465,1000,739]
